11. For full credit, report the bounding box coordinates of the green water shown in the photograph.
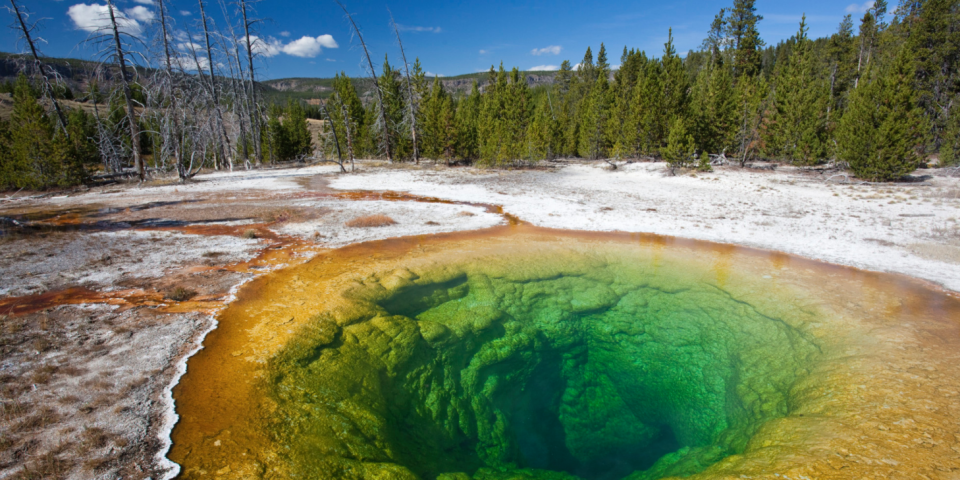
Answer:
[268,253,820,480]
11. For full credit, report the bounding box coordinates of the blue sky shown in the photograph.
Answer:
[6,0,877,80]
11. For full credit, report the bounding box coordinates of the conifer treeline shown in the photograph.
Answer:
[322,0,959,181]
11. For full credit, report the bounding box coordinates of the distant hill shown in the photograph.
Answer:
[0,52,559,104]
[263,70,560,102]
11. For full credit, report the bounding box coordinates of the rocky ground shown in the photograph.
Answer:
[0,159,958,479]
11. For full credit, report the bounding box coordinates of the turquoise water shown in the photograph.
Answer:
[268,254,821,480]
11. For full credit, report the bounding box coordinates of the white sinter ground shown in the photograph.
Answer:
[330,162,960,293]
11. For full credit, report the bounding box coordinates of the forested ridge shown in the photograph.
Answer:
[2,0,959,190]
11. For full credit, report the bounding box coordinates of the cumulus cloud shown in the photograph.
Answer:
[531,45,562,56]
[67,3,143,35]
[397,24,441,33]
[242,34,337,58]
[176,55,209,72]
[246,35,282,57]
[845,1,875,13]
[125,5,155,22]
[280,35,338,57]
[529,64,559,71]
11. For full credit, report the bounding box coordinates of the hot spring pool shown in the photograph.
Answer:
[169,226,960,480]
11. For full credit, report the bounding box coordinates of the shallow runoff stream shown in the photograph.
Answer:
[168,225,960,480]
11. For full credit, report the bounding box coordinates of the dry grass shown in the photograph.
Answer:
[166,286,197,302]
[457,211,476,217]
[345,214,397,228]
[241,229,258,239]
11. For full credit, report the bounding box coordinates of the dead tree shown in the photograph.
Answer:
[318,99,346,172]
[336,0,391,161]
[339,98,356,172]
[7,0,69,136]
[389,10,419,164]
[238,0,264,165]
[197,0,233,170]
[104,0,145,181]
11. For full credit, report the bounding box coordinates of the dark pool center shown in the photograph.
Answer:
[267,255,821,480]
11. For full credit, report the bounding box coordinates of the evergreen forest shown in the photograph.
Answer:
[3,0,960,189]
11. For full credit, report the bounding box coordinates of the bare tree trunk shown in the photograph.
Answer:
[106,0,144,181]
[198,0,233,170]
[336,93,356,172]
[336,0,391,161]
[9,0,69,136]
[390,10,418,164]
[239,0,263,165]
[319,100,346,172]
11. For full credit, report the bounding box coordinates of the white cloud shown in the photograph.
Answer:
[133,0,154,4]
[67,3,143,35]
[325,58,337,62]
[125,5,155,22]
[425,71,445,77]
[529,64,559,71]
[242,34,337,58]
[176,55,209,72]
[397,24,441,33]
[279,31,291,37]
[176,41,203,52]
[179,10,191,16]
[246,35,282,57]
[479,49,488,54]
[281,35,338,57]
[845,1,874,13]
[531,45,562,56]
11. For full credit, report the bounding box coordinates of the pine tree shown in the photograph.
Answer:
[556,60,575,95]
[8,74,58,188]
[905,0,960,151]
[630,60,666,156]
[478,64,508,165]
[328,73,366,160]
[733,74,769,166]
[578,47,596,84]
[837,49,929,181]
[690,63,737,155]
[422,76,453,159]
[283,100,313,160]
[827,15,857,116]
[662,117,696,169]
[661,30,689,124]
[763,17,830,165]
[579,72,612,159]
[456,81,481,160]
[941,101,960,165]
[527,94,553,160]
[596,43,610,80]
[502,68,531,163]
[379,55,410,160]
[728,0,765,77]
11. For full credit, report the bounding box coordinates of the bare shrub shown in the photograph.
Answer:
[166,287,197,302]
[345,215,397,228]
